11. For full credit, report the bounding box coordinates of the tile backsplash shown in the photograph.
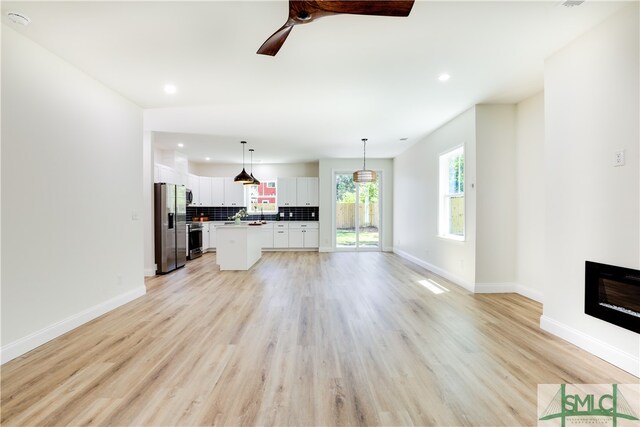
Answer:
[186,206,319,222]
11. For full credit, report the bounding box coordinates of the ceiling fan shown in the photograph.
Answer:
[257,0,415,56]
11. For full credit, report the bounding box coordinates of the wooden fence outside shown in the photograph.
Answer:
[336,203,379,229]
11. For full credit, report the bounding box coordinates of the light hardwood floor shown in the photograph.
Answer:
[1,252,636,426]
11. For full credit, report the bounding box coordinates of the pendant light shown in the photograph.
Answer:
[353,138,377,183]
[244,148,261,186]
[233,141,253,183]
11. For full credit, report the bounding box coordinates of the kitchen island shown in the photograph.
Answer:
[216,224,263,270]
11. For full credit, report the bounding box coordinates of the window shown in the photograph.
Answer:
[439,146,465,240]
[246,180,277,214]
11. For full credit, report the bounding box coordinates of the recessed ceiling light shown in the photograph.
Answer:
[177,143,184,148]
[400,137,409,141]
[438,73,450,82]
[164,84,177,94]
[6,12,30,26]
[205,157,210,161]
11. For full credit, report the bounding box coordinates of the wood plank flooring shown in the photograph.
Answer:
[1,252,636,426]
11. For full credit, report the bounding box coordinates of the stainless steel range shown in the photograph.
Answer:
[188,222,204,260]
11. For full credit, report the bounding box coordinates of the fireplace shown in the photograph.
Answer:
[585,261,640,333]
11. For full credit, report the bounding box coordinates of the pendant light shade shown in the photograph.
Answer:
[244,148,261,186]
[353,138,377,183]
[234,141,254,183]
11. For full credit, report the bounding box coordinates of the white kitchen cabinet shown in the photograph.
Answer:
[187,173,199,191]
[208,223,217,249]
[296,177,319,207]
[187,174,200,205]
[288,229,304,248]
[157,164,176,184]
[273,228,289,248]
[175,171,188,187]
[303,229,319,248]
[202,223,210,250]
[199,177,212,206]
[277,178,297,207]
[211,177,225,207]
[289,222,319,248]
[224,178,245,207]
[260,224,274,248]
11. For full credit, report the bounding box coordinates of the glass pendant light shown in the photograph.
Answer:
[244,149,261,186]
[233,141,253,183]
[353,138,377,183]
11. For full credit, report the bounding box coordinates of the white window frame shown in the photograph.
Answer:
[438,145,465,241]
[245,179,278,214]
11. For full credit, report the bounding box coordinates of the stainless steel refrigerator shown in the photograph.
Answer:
[154,183,187,274]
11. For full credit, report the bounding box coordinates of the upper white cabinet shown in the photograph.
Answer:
[199,177,213,206]
[296,177,319,207]
[187,174,200,206]
[211,177,225,206]
[277,178,297,207]
[223,178,245,207]
[157,164,176,185]
[179,172,317,208]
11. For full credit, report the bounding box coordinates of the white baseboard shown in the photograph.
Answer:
[392,247,475,292]
[382,246,394,253]
[475,282,516,293]
[319,247,332,253]
[540,315,640,377]
[0,286,146,365]
[144,267,155,277]
[515,284,544,303]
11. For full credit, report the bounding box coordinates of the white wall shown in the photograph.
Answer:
[475,105,517,286]
[393,108,477,289]
[542,4,639,375]
[515,92,545,302]
[1,27,145,362]
[318,158,394,252]
[143,132,155,276]
[189,162,318,178]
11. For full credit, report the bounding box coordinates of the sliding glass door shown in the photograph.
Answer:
[335,173,380,250]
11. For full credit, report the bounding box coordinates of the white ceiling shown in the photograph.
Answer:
[2,1,627,164]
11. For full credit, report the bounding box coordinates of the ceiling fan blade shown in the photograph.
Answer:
[257,24,295,56]
[314,0,415,17]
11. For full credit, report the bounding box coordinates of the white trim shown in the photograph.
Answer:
[382,246,394,252]
[475,282,516,293]
[144,268,155,277]
[393,249,545,303]
[540,315,640,377]
[515,284,544,303]
[262,248,317,252]
[393,248,475,292]
[319,246,333,253]
[0,286,146,364]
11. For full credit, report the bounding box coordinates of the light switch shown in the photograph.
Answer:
[131,211,139,220]
[614,150,625,167]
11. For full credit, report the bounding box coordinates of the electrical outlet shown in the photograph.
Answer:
[280,212,284,217]
[289,212,293,217]
[311,212,315,217]
[614,150,625,167]
[131,211,139,220]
